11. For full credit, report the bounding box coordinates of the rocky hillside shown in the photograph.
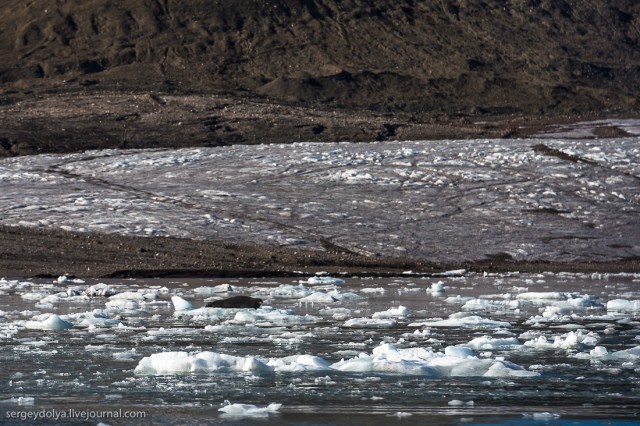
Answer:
[2,0,640,115]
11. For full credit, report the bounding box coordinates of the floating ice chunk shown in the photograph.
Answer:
[332,344,439,376]
[56,275,85,284]
[575,345,640,361]
[435,269,467,277]
[171,296,193,311]
[36,292,90,305]
[302,276,345,285]
[388,412,412,418]
[218,401,282,417]
[372,306,409,319]
[267,355,332,372]
[343,318,397,328]
[445,295,474,304]
[466,336,522,350]
[525,330,600,350]
[0,396,35,405]
[268,284,313,299]
[448,399,474,406]
[105,299,140,310]
[299,289,363,303]
[429,281,446,293]
[414,314,511,329]
[194,284,234,295]
[526,412,561,420]
[134,351,273,375]
[61,310,121,327]
[113,348,138,361]
[108,290,158,302]
[360,287,385,294]
[607,299,640,312]
[232,308,321,326]
[84,283,116,297]
[21,292,48,301]
[517,292,601,308]
[332,343,536,378]
[320,307,352,321]
[444,346,475,359]
[462,299,520,311]
[24,314,73,331]
[517,292,568,301]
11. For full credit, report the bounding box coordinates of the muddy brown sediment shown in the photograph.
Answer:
[1,225,638,278]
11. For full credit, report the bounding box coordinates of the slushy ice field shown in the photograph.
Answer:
[1,272,639,425]
[1,123,639,263]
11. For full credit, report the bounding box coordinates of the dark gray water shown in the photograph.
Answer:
[1,272,639,424]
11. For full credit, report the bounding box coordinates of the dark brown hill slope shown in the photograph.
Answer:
[2,0,640,115]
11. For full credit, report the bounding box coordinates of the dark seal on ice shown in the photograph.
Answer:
[205,295,263,309]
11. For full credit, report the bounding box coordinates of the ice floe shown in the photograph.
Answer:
[24,314,73,331]
[218,401,282,417]
[410,313,511,329]
[607,299,640,313]
[135,342,538,378]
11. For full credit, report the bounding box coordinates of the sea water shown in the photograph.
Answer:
[1,272,639,425]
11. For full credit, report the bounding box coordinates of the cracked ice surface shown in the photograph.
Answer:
[1,137,639,262]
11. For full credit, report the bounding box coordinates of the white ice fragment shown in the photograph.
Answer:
[467,336,522,350]
[84,283,116,297]
[372,306,409,319]
[435,269,467,277]
[448,399,474,406]
[388,412,412,418]
[105,299,140,310]
[218,401,282,417]
[302,276,345,285]
[171,296,193,311]
[194,284,234,295]
[429,281,446,293]
[108,290,157,302]
[526,412,561,420]
[343,318,397,328]
[517,292,568,301]
[0,397,35,405]
[24,314,73,331]
[134,351,273,375]
[56,275,84,284]
[607,299,640,313]
[415,314,511,329]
